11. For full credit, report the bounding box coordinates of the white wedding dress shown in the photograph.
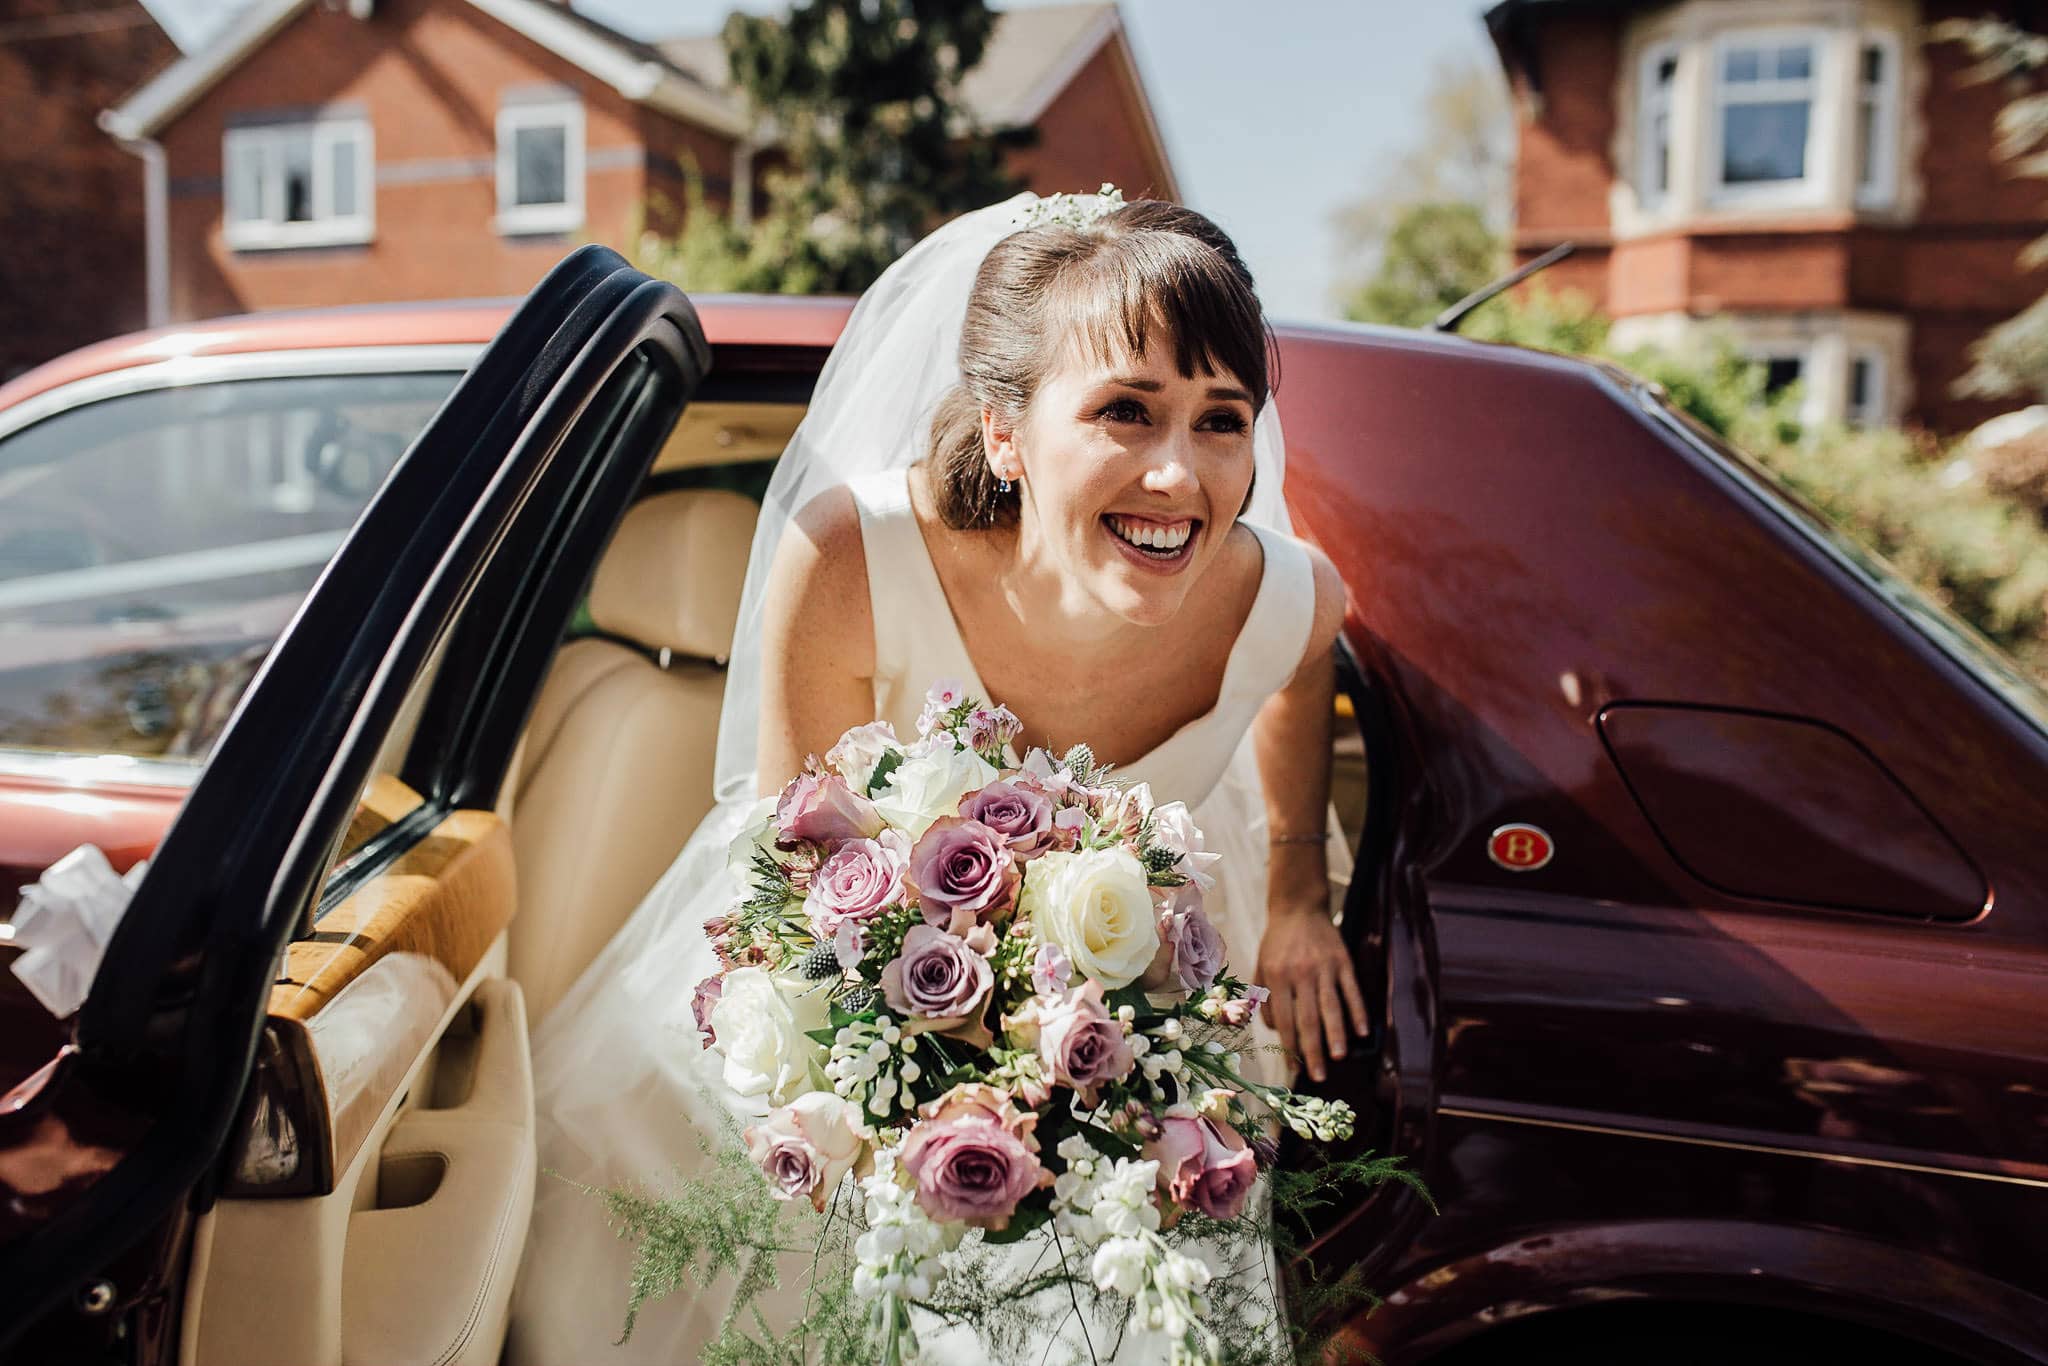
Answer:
[505,191,1330,1364]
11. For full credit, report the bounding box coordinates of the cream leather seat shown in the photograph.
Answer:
[506,487,758,1024]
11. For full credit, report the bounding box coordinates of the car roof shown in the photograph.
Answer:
[0,293,864,413]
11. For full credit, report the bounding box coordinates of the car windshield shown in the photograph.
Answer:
[0,370,460,767]
[1633,377,2048,740]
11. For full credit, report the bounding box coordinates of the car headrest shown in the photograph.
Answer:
[587,488,759,662]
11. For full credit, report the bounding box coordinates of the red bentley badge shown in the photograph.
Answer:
[1488,823,1555,872]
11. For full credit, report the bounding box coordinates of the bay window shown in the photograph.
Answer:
[1711,32,1823,203]
[223,117,373,250]
[1638,43,1680,209]
[1855,35,1900,207]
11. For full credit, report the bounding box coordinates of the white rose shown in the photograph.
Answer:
[1021,847,1160,989]
[1090,1236,1151,1296]
[870,742,998,838]
[707,966,829,1108]
[726,796,786,897]
[825,721,902,792]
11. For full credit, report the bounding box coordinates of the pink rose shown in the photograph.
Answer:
[1013,980,1133,1107]
[805,834,908,942]
[1145,1113,1258,1221]
[899,1112,1046,1228]
[881,924,994,1026]
[743,1092,867,1211]
[692,974,724,1045]
[775,772,885,847]
[960,779,1056,861]
[921,1082,1041,1151]
[907,817,1018,926]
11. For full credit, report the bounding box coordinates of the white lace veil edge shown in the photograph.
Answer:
[710,190,1293,805]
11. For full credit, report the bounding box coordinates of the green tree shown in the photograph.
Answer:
[1931,19,2048,402]
[1332,56,1514,320]
[1340,201,1503,327]
[635,0,1020,295]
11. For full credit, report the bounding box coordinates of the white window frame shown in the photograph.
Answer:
[1706,27,1829,209]
[495,99,585,236]
[1637,40,1681,211]
[1846,346,1887,427]
[222,118,375,251]
[1854,31,1902,209]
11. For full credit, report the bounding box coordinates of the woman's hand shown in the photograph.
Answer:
[1255,900,1369,1084]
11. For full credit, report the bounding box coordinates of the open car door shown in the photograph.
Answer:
[0,246,709,1366]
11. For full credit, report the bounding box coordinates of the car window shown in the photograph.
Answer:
[0,371,460,765]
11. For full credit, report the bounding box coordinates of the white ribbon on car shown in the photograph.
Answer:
[9,843,148,1019]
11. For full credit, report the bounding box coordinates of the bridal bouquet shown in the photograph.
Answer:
[596,682,1405,1365]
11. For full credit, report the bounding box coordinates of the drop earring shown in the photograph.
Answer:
[999,475,1012,494]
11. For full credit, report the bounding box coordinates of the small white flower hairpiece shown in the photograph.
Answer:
[1016,183,1126,231]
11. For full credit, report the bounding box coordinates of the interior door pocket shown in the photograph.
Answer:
[340,978,535,1366]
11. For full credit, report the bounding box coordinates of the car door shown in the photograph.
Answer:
[0,244,710,1366]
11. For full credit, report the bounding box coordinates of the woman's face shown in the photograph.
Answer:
[988,327,1258,629]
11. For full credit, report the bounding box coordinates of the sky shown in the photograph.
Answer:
[142,0,1498,321]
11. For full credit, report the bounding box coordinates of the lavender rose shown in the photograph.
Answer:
[881,924,994,1025]
[774,771,884,847]
[1009,979,1134,1106]
[899,1112,1046,1228]
[691,973,724,1046]
[1165,895,1226,994]
[906,817,1019,926]
[1144,1111,1259,1221]
[960,780,1056,861]
[804,833,908,943]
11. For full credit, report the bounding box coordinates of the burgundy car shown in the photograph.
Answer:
[2,246,2045,1365]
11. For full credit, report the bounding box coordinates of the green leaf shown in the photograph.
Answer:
[804,1026,840,1046]
[866,749,904,796]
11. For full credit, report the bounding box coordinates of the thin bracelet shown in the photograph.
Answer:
[1268,831,1327,846]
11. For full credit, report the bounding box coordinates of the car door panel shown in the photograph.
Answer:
[0,246,709,1366]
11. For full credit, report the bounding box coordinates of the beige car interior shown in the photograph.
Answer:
[175,401,793,1366]
[503,486,759,1023]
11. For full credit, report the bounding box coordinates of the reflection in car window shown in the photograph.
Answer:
[0,372,459,764]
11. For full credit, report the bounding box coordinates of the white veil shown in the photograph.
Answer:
[709,188,1293,805]
[513,188,1296,1363]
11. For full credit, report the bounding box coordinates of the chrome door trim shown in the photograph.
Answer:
[0,746,200,789]
[0,344,482,445]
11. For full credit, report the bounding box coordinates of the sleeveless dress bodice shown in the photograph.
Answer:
[846,468,1317,809]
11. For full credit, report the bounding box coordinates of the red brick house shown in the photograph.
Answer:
[0,1,177,380]
[98,0,1176,327]
[1487,0,2047,433]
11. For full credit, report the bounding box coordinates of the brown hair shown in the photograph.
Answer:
[925,199,1274,530]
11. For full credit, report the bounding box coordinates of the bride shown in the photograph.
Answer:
[505,189,1369,1363]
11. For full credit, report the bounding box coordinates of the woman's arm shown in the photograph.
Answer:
[755,486,881,795]
[1251,543,1369,1083]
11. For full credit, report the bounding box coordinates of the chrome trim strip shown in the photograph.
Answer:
[1438,1103,2048,1189]
[0,344,479,445]
[0,747,199,789]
